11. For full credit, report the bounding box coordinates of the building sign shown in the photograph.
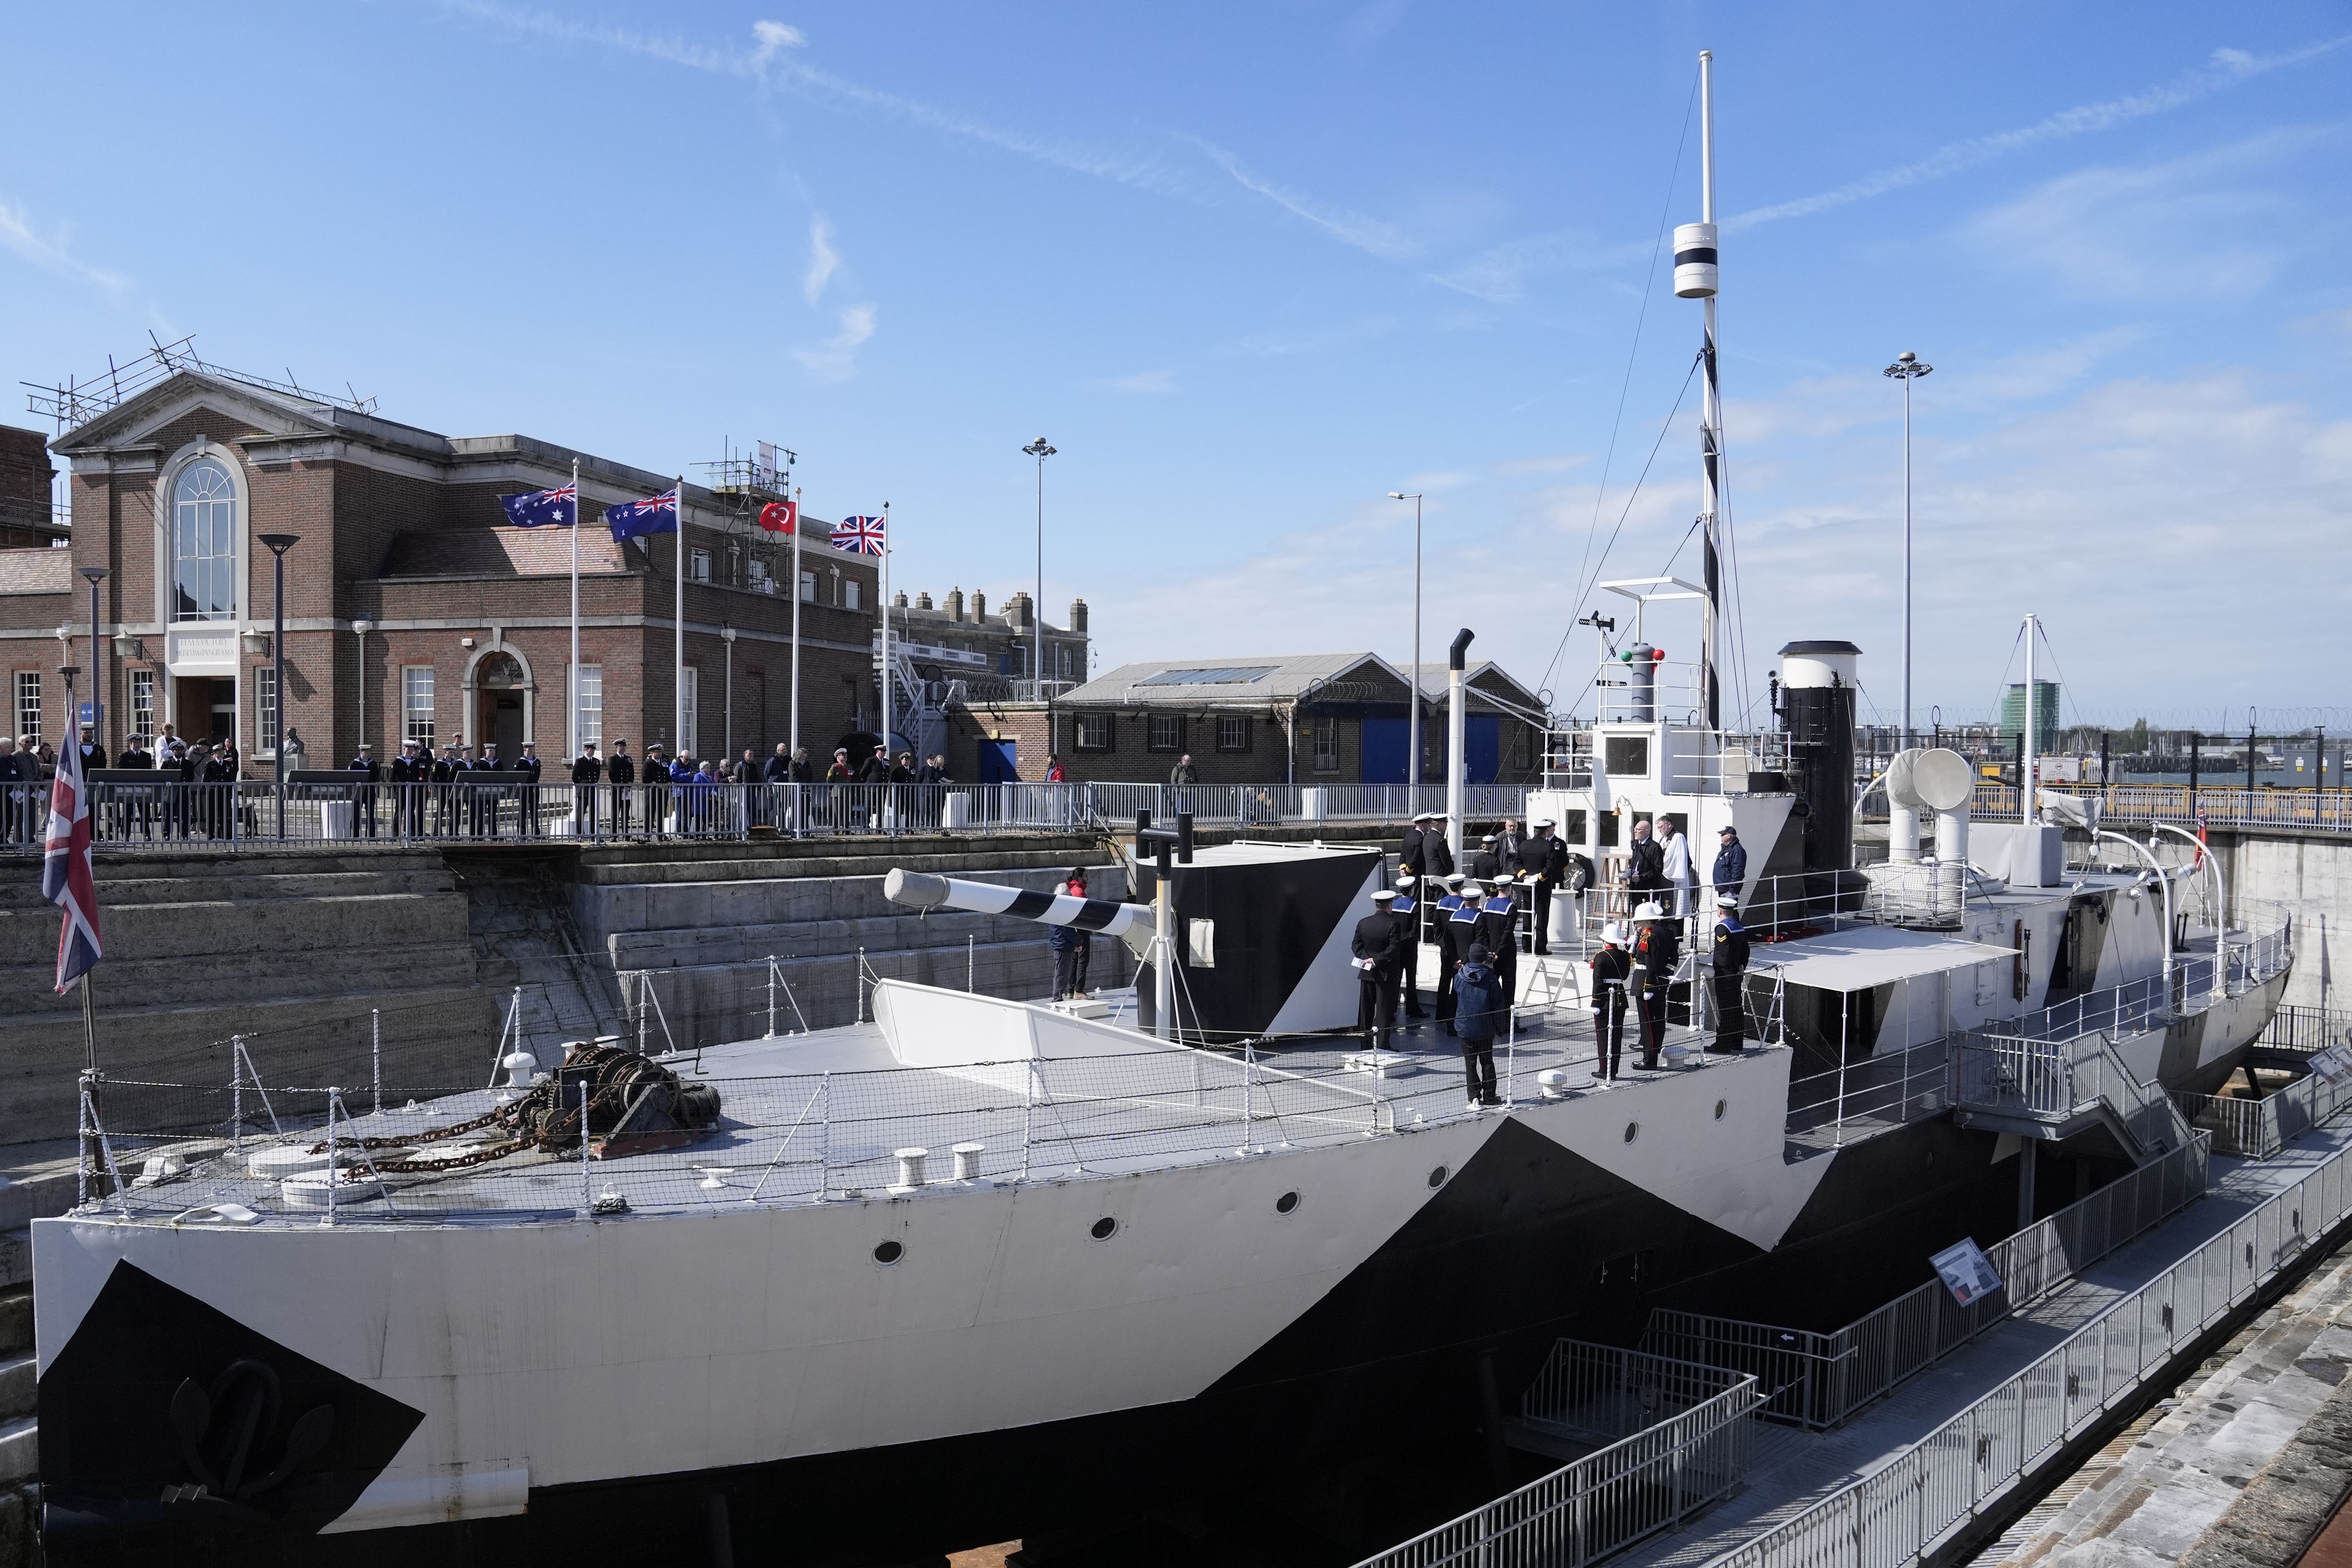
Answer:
[1929,1238,2004,1306]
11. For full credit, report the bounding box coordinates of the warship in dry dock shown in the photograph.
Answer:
[28,50,2297,1568]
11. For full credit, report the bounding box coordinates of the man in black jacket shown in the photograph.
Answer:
[1631,902,1680,1070]
[1469,833,1502,882]
[348,743,380,837]
[1527,817,1571,955]
[571,742,602,836]
[607,740,636,836]
[1351,888,1406,1052]
[388,742,419,838]
[1625,818,1666,895]
[517,742,544,837]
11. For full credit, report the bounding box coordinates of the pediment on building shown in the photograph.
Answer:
[48,371,337,456]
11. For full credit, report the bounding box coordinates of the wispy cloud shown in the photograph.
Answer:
[434,0,747,73]
[1101,369,1176,394]
[1728,36,2352,231]
[1183,136,1416,260]
[1343,0,1412,54]
[1964,130,2325,303]
[803,215,840,305]
[794,302,876,381]
[0,200,130,291]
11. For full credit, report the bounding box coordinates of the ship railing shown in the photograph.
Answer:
[2174,1043,2352,1159]
[1639,1133,2210,1432]
[1738,862,1979,936]
[2258,1003,2352,1057]
[1710,1126,2339,1568]
[1784,1034,1955,1152]
[1539,726,1790,795]
[66,1043,1410,1224]
[1352,1343,1760,1568]
[1593,660,1709,725]
[1950,1028,2193,1158]
[1882,781,2352,834]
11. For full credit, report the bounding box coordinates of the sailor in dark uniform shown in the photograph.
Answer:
[1391,875,1426,1021]
[1351,888,1406,1052]
[1476,879,1520,1001]
[1527,817,1571,955]
[1631,901,1680,1070]
[1434,873,1468,1035]
[1469,833,1502,882]
[1589,922,1632,1080]
[1709,893,1750,1053]
[347,744,379,837]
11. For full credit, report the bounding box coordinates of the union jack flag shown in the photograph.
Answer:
[42,732,101,993]
[834,515,887,555]
[2194,806,2208,869]
[498,482,577,528]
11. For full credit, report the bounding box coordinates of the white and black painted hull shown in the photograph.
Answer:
[35,1041,2093,1567]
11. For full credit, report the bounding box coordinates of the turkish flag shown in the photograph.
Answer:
[758,500,797,534]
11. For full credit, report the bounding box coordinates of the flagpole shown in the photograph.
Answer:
[675,477,686,761]
[789,486,802,763]
[880,503,892,762]
[568,458,580,762]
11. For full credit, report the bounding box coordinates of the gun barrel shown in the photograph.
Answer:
[884,869,1150,940]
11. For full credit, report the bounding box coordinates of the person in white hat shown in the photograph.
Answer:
[1589,921,1632,1080]
[1392,873,1427,1022]
[1351,888,1407,1051]
[1434,873,1469,1034]
[1527,816,1570,955]
[1630,901,1679,1070]
[1709,892,1750,1053]
[1403,810,1453,881]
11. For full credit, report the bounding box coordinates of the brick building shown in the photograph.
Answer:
[952,652,1545,785]
[0,425,67,553]
[0,368,881,767]
[888,585,1089,695]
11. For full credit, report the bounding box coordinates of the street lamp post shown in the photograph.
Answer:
[721,624,737,761]
[77,566,107,753]
[1022,436,1056,699]
[1882,350,1931,749]
[352,620,375,756]
[1388,492,1424,800]
[260,534,300,839]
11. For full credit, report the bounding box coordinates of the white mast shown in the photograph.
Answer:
[1674,50,1725,731]
[567,458,580,761]
[674,477,686,760]
[789,485,802,764]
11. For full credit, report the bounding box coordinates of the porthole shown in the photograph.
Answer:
[1090,1216,1119,1241]
[1275,1191,1301,1215]
[872,1239,903,1266]
[1713,1100,1726,1121]
[1428,1166,1448,1189]
[1623,1122,1640,1145]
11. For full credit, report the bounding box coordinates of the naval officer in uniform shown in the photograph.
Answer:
[1351,888,1406,1051]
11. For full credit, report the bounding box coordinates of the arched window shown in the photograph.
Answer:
[172,458,237,621]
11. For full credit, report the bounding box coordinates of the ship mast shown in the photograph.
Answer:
[1674,50,1724,732]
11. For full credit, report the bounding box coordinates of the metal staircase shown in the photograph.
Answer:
[879,647,961,763]
[1949,1028,2193,1164]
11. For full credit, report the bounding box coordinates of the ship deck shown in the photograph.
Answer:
[77,980,1734,1230]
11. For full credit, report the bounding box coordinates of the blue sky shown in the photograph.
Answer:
[4,3,2348,733]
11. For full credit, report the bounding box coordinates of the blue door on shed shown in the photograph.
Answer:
[1465,716,1500,785]
[1359,718,1407,783]
[979,739,1017,784]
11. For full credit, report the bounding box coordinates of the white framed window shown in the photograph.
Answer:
[1311,716,1338,772]
[1216,714,1252,753]
[14,672,40,744]
[680,666,699,758]
[799,570,816,603]
[402,666,436,749]
[171,457,238,622]
[690,548,712,583]
[1076,714,1112,751]
[130,669,155,745]
[574,665,603,747]
[748,559,771,592]
[1148,714,1182,753]
[844,579,863,612]
[256,666,279,752]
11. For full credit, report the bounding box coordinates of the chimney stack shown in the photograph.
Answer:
[915,590,933,611]
[1069,597,1088,636]
[946,587,966,622]
[972,590,987,621]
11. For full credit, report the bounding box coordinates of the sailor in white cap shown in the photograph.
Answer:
[1433,872,1469,1033]
[1392,874,1427,1022]
[1630,901,1679,1070]
[1709,892,1750,1054]
[1470,833,1502,882]
[1351,888,1407,1051]
[1589,920,1632,1080]
[1402,810,1452,881]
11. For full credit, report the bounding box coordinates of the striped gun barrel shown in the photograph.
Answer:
[883,869,1152,941]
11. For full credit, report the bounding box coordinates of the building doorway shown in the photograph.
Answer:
[474,653,527,758]
[174,675,237,745]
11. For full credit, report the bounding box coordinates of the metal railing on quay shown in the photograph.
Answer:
[1872,782,2352,834]
[4,777,1537,854]
[1641,1134,2210,1434]
[2260,1004,2352,1056]
[1353,1342,1760,1568]
[2176,1051,2352,1159]
[1713,1128,2343,1568]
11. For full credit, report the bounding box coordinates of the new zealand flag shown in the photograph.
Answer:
[499,483,576,528]
[605,488,679,542]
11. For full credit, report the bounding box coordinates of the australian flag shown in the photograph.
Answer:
[42,732,101,993]
[834,514,886,555]
[499,483,577,528]
[606,487,679,542]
